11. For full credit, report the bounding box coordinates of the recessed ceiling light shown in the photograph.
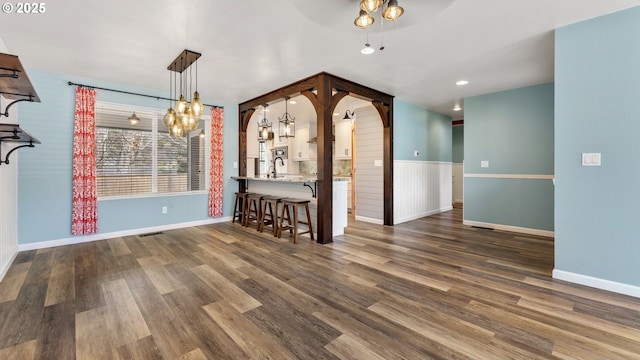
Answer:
[289,100,297,104]
[453,105,462,111]
[333,112,340,116]
[361,43,375,55]
[456,80,469,86]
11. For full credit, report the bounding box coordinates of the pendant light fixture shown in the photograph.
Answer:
[128,111,140,125]
[257,104,272,142]
[163,49,204,137]
[278,96,295,139]
[343,110,355,120]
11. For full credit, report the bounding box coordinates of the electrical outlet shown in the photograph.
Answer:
[162,206,168,214]
[481,160,489,168]
[414,150,420,157]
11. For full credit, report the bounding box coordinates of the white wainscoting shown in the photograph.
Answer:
[0,151,18,281]
[394,160,453,224]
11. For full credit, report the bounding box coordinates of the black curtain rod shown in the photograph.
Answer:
[67,81,223,109]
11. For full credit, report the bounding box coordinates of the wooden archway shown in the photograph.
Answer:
[238,72,393,244]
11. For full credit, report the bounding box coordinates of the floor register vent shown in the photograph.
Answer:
[138,231,164,237]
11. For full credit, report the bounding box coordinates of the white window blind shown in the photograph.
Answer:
[95,103,206,198]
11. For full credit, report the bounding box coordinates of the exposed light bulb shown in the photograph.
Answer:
[176,95,188,114]
[164,108,176,127]
[192,91,204,117]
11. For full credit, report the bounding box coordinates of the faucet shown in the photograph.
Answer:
[272,156,285,178]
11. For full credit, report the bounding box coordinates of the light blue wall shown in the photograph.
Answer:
[464,83,554,231]
[16,69,238,245]
[394,99,452,162]
[555,7,640,286]
[452,125,464,163]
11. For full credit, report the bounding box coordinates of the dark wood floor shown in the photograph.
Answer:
[1,208,640,359]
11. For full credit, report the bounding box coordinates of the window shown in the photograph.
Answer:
[259,141,267,175]
[95,102,207,198]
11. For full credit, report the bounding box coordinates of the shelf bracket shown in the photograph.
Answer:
[303,182,317,198]
[0,140,35,165]
[0,95,35,118]
[0,66,20,79]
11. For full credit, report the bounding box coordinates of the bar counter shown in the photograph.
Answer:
[231,176,348,237]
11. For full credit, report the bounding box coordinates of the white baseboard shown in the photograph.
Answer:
[553,269,640,299]
[0,250,18,282]
[463,220,554,238]
[18,217,233,251]
[394,206,453,225]
[355,215,384,225]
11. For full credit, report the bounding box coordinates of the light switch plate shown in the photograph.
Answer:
[481,160,489,168]
[582,153,601,167]
[374,160,382,167]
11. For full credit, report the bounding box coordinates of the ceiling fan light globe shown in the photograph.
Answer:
[354,10,374,29]
[360,0,382,13]
[382,0,404,21]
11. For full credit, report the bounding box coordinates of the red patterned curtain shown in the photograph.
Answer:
[71,87,98,235]
[209,107,224,217]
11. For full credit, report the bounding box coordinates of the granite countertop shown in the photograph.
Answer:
[232,176,316,183]
[232,176,350,182]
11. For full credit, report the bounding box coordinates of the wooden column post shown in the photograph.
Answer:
[315,74,334,244]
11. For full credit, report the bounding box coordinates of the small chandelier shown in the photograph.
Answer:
[278,97,295,139]
[163,49,204,137]
[257,104,273,142]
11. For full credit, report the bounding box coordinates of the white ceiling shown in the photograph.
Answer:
[1,0,639,120]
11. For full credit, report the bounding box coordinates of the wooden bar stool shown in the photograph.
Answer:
[278,198,314,243]
[259,196,284,236]
[232,192,248,225]
[244,193,265,229]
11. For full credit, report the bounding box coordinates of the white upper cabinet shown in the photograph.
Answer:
[293,122,316,161]
[334,120,352,160]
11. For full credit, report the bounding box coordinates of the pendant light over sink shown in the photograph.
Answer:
[257,104,273,142]
[163,49,204,137]
[278,96,295,139]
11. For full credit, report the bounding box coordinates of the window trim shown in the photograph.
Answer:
[95,101,210,200]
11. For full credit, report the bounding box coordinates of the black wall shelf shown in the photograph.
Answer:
[0,53,41,165]
[0,53,40,118]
